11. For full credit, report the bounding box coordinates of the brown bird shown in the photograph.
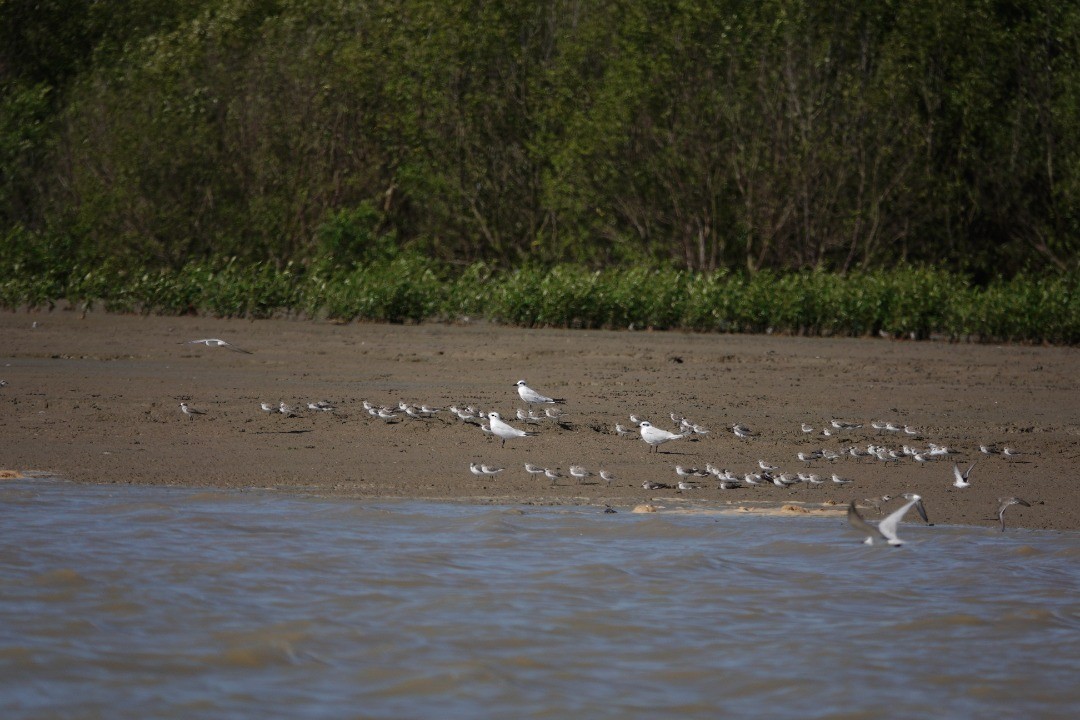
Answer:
[996,497,1031,532]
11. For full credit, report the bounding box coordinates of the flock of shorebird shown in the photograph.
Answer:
[177,338,1034,544]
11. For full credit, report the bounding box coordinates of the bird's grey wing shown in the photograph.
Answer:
[913,498,930,525]
[963,461,977,479]
[847,502,883,541]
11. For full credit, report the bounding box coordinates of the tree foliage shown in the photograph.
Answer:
[1,0,1078,274]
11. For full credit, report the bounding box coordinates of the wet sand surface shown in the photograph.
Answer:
[2,309,1078,531]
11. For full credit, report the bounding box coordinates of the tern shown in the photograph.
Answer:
[996,497,1031,531]
[183,338,252,354]
[515,380,566,405]
[486,412,538,447]
[638,421,687,452]
[952,461,976,488]
[847,493,927,546]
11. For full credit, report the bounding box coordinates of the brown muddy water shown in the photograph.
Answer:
[1,479,1078,719]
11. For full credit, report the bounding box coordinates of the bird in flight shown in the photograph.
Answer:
[183,338,253,354]
[996,497,1031,532]
[847,493,928,546]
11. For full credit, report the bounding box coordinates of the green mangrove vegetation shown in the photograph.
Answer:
[2,1,1079,341]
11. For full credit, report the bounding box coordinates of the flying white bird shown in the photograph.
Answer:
[952,461,976,488]
[847,493,928,546]
[183,338,252,354]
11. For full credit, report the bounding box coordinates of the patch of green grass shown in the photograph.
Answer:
[4,255,1077,343]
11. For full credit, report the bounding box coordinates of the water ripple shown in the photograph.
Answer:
[1,480,1078,719]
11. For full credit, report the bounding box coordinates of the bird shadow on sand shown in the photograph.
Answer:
[253,429,313,435]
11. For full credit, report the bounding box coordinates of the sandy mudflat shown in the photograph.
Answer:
[2,309,1078,531]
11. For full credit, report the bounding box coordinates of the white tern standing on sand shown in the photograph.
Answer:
[515,380,566,405]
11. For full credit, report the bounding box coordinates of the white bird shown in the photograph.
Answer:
[615,423,635,437]
[691,424,710,435]
[469,463,485,476]
[179,402,205,419]
[183,338,252,354]
[524,463,546,475]
[486,412,538,447]
[599,470,616,486]
[801,423,814,434]
[544,468,562,485]
[308,401,335,412]
[847,493,928,546]
[480,464,504,475]
[279,401,302,417]
[953,461,976,488]
[831,420,863,430]
[732,424,756,439]
[374,406,400,422]
[260,402,277,413]
[638,421,687,452]
[677,480,699,491]
[996,497,1031,532]
[515,380,566,405]
[675,465,708,478]
[1002,447,1024,458]
[544,407,567,421]
[569,465,591,483]
[831,474,854,485]
[758,460,779,472]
